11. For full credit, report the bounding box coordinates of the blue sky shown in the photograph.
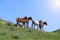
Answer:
[0,0,60,32]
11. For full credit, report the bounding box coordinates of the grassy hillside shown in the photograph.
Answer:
[0,19,60,40]
[52,29,60,34]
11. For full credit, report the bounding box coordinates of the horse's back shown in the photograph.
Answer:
[33,20,39,25]
[16,17,21,22]
[16,17,28,23]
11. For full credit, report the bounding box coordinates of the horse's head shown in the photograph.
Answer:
[43,22,47,26]
[28,17,32,20]
[39,20,42,23]
[24,16,27,19]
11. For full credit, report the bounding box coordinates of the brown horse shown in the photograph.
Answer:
[39,20,47,30]
[16,16,32,28]
[32,20,47,30]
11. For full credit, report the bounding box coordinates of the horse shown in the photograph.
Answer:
[16,16,32,28]
[39,20,47,30]
[31,20,40,30]
[32,20,47,30]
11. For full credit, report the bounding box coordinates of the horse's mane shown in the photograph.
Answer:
[23,16,27,19]
[39,20,42,23]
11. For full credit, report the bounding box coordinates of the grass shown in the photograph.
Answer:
[0,20,60,40]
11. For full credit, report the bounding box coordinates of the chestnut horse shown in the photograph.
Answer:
[16,16,32,28]
[32,20,47,30]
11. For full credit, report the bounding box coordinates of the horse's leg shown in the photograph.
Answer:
[31,23,33,29]
[27,22,28,29]
[39,26,41,30]
[24,23,25,28]
[25,22,28,29]
[37,25,38,30]
[34,24,35,29]
[19,24,21,27]
[23,23,25,28]
[42,27,44,31]
[17,22,19,27]
[17,22,18,25]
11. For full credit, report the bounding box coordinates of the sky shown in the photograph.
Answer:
[0,0,60,32]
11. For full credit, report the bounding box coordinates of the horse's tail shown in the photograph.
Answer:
[16,18,20,24]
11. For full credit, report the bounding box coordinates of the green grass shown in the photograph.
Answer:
[52,29,60,34]
[0,20,60,40]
